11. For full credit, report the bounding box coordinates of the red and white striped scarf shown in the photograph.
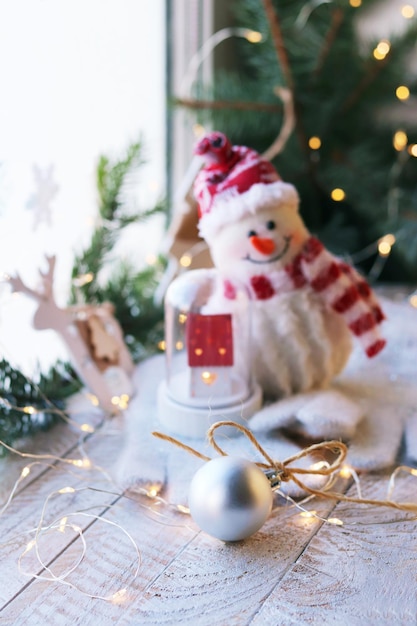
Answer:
[223,237,386,358]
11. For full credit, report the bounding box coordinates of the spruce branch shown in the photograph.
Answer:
[313,7,345,78]
[174,97,282,113]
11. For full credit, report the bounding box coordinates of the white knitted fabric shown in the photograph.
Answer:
[112,296,417,504]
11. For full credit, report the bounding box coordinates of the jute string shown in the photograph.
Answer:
[153,420,417,513]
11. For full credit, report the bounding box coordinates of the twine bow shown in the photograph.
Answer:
[153,420,417,513]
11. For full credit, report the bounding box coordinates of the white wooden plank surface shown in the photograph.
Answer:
[0,287,416,625]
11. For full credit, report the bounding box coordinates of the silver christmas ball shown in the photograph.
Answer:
[188,456,273,541]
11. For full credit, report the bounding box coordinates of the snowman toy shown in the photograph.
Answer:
[191,131,386,440]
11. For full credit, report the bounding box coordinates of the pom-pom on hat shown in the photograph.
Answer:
[193,131,299,242]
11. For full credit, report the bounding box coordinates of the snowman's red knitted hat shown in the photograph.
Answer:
[193,132,299,242]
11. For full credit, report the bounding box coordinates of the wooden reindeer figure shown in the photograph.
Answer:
[8,255,134,414]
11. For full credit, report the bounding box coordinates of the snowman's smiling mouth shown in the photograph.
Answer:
[244,235,292,264]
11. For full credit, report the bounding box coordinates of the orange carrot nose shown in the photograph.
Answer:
[249,236,276,256]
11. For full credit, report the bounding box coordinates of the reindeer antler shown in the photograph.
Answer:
[7,272,46,301]
[38,255,56,298]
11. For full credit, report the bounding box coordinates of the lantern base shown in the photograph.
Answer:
[157,380,263,439]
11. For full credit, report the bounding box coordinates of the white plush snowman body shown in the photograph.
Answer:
[206,203,353,399]
[193,131,386,437]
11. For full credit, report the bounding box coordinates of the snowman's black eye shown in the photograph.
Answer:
[266,220,276,230]
[248,230,257,238]
[211,136,224,148]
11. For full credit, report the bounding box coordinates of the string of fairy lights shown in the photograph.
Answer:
[172,1,417,298]
[2,402,417,603]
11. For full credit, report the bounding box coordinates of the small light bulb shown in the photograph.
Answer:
[23,406,35,415]
[58,517,68,533]
[339,465,352,479]
[193,124,206,138]
[180,254,192,268]
[245,30,263,43]
[158,340,166,351]
[408,144,417,157]
[378,241,392,256]
[328,517,344,526]
[410,294,417,308]
[21,466,31,478]
[177,504,190,514]
[299,510,317,518]
[401,4,415,18]
[393,130,408,151]
[175,341,184,350]
[88,394,100,407]
[147,485,160,498]
[331,188,346,202]
[80,423,95,433]
[308,136,321,150]
[111,396,121,406]
[382,233,396,246]
[310,461,330,471]
[146,254,157,266]
[178,313,187,324]
[59,486,76,494]
[396,85,410,101]
[373,40,390,60]
[349,0,361,6]
[110,588,128,605]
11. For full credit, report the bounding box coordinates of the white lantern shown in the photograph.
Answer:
[157,269,262,438]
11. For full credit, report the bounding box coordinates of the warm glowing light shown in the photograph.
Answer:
[58,486,76,494]
[158,340,166,351]
[327,517,344,526]
[175,341,184,350]
[381,233,396,246]
[378,241,392,256]
[177,504,190,514]
[180,254,192,268]
[310,461,330,471]
[147,485,160,498]
[23,406,35,415]
[339,465,352,479]
[72,272,94,287]
[59,517,68,533]
[245,30,263,43]
[146,254,157,266]
[24,540,36,554]
[178,313,187,324]
[111,396,121,406]
[378,235,395,257]
[410,294,417,308]
[72,458,92,469]
[21,466,31,478]
[110,588,128,605]
[218,347,227,355]
[402,4,415,18]
[88,394,100,407]
[331,188,346,201]
[201,371,218,385]
[373,40,390,60]
[193,124,206,138]
[299,510,317,518]
[194,348,203,356]
[308,136,321,150]
[393,130,408,151]
[408,144,417,157]
[349,0,362,6]
[80,423,95,433]
[396,85,410,101]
